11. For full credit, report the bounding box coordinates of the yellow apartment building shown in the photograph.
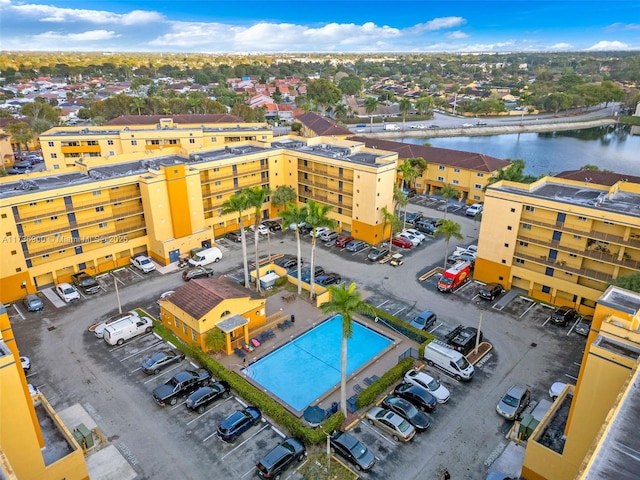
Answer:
[350,136,511,204]
[521,285,640,480]
[475,173,640,314]
[0,307,89,480]
[39,114,273,170]
[0,132,397,303]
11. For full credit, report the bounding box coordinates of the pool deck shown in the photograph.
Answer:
[216,291,417,418]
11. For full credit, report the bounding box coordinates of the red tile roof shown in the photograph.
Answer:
[106,114,243,125]
[556,170,640,186]
[295,112,351,136]
[348,136,511,173]
[166,276,261,320]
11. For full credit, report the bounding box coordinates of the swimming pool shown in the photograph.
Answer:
[245,315,393,412]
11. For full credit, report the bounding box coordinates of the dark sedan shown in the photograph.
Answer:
[226,231,243,242]
[262,220,282,232]
[316,273,342,286]
[275,255,302,271]
[551,306,579,327]
[255,437,306,479]
[479,283,504,300]
[216,406,261,442]
[393,382,438,413]
[367,246,390,261]
[329,431,376,472]
[345,240,368,252]
[182,266,214,281]
[142,350,185,375]
[382,395,431,431]
[185,381,231,413]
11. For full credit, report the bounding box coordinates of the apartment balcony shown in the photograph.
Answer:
[200,166,268,185]
[523,218,640,249]
[22,208,144,238]
[298,177,354,196]
[515,252,614,283]
[298,164,354,182]
[15,193,142,222]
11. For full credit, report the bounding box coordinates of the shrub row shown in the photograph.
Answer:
[355,356,415,409]
[151,321,343,444]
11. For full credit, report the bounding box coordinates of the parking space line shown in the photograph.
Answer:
[185,397,234,426]
[120,340,164,361]
[170,398,188,409]
[220,424,271,458]
[110,273,126,286]
[12,304,26,320]
[108,332,156,352]
[376,300,389,308]
[519,302,536,319]
[202,431,218,443]
[142,363,183,383]
[565,374,578,381]
[128,267,144,279]
[360,420,397,446]
[541,316,551,326]
[393,307,406,316]
[567,318,581,336]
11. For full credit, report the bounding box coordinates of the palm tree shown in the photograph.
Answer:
[320,282,373,416]
[334,103,347,120]
[364,97,378,133]
[415,96,434,117]
[397,161,418,191]
[393,184,408,221]
[271,185,296,216]
[305,200,337,299]
[382,206,402,251]
[437,184,459,220]
[280,203,309,295]
[399,98,412,130]
[436,219,464,270]
[130,97,145,115]
[220,192,251,288]
[245,186,272,292]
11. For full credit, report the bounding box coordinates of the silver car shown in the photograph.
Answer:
[365,406,416,442]
[496,384,531,420]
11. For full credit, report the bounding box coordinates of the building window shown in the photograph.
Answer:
[452,180,459,185]
[577,216,588,221]
[51,153,57,158]
[510,208,515,213]
[515,258,525,264]
[507,226,512,231]
[454,168,460,173]
[0,214,5,219]
[474,184,482,189]
[107,140,114,145]
[522,223,531,230]
[50,216,57,220]
[183,324,188,334]
[477,173,484,177]
[34,219,41,224]
[565,272,573,277]
[519,241,528,247]
[131,140,137,146]
[192,330,197,341]
[501,259,506,264]
[175,318,180,329]
[437,176,444,182]
[11,250,16,255]
[213,167,219,172]
[524,205,535,212]
[29,202,37,206]
[93,191,101,196]
[214,181,221,186]
[48,141,54,147]
[603,221,614,225]
[545,267,554,276]
[99,222,107,228]
[96,206,104,212]
[59,249,66,254]
[438,166,445,171]
[46,199,53,203]
[42,254,49,259]
[542,285,551,294]
[189,139,195,144]
[473,195,481,200]
[504,243,509,248]
[569,253,577,258]
[573,235,581,240]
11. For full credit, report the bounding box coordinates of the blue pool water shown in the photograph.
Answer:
[245,315,393,412]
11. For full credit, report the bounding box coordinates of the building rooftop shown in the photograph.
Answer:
[106,114,243,125]
[599,286,640,316]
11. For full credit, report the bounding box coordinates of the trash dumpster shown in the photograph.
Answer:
[518,414,539,441]
[73,423,94,449]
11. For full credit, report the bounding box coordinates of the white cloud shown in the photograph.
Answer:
[605,23,640,31]
[7,2,164,25]
[456,40,516,52]
[447,31,469,40]
[410,17,466,33]
[548,43,572,50]
[34,30,119,41]
[586,40,631,51]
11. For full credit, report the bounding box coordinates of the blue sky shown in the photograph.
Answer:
[1,0,639,53]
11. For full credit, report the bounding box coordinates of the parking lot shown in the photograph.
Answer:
[13,202,589,480]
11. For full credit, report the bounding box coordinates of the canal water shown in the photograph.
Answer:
[399,125,640,177]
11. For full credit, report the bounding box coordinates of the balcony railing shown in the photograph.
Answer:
[200,166,268,185]
[15,193,141,222]
[522,218,640,249]
[22,208,144,238]
[515,252,614,283]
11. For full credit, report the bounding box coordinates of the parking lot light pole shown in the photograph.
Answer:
[112,272,122,314]
[320,425,331,477]
[474,312,483,355]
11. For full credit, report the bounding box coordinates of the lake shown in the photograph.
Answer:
[399,125,640,177]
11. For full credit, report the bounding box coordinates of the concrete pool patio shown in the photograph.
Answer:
[216,289,417,419]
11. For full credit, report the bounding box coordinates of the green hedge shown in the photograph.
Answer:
[355,356,415,409]
[363,305,435,345]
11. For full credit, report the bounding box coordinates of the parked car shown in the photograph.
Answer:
[496,384,531,420]
[319,230,339,242]
[255,437,306,479]
[182,266,214,281]
[402,228,426,242]
[397,232,421,246]
[156,291,175,305]
[345,240,368,252]
[401,212,423,225]
[226,230,243,242]
[479,283,505,301]
[295,265,325,283]
[185,381,231,413]
[381,395,431,431]
[445,325,483,355]
[335,235,354,248]
[316,273,342,286]
[130,255,156,273]
[94,310,140,339]
[275,255,302,271]
[465,203,483,216]
[21,356,31,372]
[28,383,40,397]
[329,431,376,472]
[393,382,437,413]
[141,350,185,375]
[551,306,579,327]
[152,369,212,406]
[392,236,413,249]
[261,220,282,232]
[71,271,101,294]
[409,310,436,330]
[311,226,331,238]
[56,283,81,303]
[23,294,44,312]
[549,382,567,401]
[574,315,592,336]
[250,224,270,236]
[216,406,262,442]
[415,221,437,235]
[404,369,450,403]
[367,246,390,261]
[7,162,31,174]
[365,406,416,442]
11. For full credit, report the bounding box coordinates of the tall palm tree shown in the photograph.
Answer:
[320,282,373,416]
[415,96,434,117]
[364,97,379,133]
[280,203,309,295]
[393,184,408,224]
[221,192,250,288]
[436,219,464,270]
[130,97,145,115]
[382,206,402,251]
[437,184,459,220]
[271,185,296,216]
[397,161,418,191]
[245,186,272,292]
[399,98,412,130]
[305,200,337,299]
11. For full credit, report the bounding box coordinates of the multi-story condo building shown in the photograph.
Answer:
[0,133,396,303]
[521,285,640,480]
[350,136,511,204]
[475,171,640,314]
[0,307,89,479]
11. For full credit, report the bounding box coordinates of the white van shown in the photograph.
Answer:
[188,246,223,267]
[94,310,139,338]
[423,340,474,381]
[104,316,153,346]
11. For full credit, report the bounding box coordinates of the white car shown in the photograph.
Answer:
[549,382,567,400]
[21,356,31,372]
[250,224,269,236]
[94,310,140,338]
[130,255,156,273]
[56,282,81,302]
[397,232,421,246]
[404,369,450,403]
[157,290,175,306]
[311,226,331,238]
[402,228,426,243]
[465,203,483,217]
[28,383,40,397]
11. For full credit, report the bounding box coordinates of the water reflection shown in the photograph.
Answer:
[400,125,640,177]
